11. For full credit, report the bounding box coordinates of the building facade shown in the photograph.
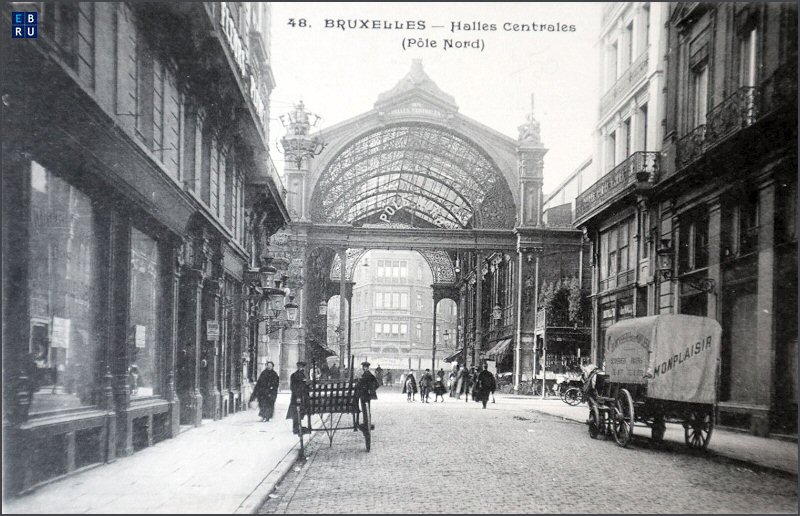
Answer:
[576,2,797,436]
[2,2,288,495]
[347,250,458,371]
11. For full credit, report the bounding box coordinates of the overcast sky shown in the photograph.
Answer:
[267,2,601,194]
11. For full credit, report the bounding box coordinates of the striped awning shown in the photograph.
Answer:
[443,348,464,363]
[486,338,512,358]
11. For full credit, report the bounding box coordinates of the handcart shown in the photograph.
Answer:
[587,314,722,449]
[296,356,373,457]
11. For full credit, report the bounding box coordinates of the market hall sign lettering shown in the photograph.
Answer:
[652,335,713,378]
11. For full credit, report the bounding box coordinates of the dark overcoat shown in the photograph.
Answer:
[402,373,418,394]
[285,369,308,419]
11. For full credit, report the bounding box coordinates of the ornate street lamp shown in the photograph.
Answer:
[318,301,328,316]
[284,295,299,323]
[492,304,502,321]
[656,238,674,281]
[277,101,326,169]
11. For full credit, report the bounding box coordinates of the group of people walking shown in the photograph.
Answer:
[248,359,381,434]
[401,363,497,408]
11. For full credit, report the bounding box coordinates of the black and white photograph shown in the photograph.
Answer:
[1,1,798,513]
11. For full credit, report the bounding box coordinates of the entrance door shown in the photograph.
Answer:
[721,282,758,403]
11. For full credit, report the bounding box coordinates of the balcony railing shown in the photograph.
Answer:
[599,51,649,118]
[676,60,797,170]
[575,151,660,221]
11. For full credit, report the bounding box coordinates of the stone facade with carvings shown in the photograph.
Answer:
[1,2,288,495]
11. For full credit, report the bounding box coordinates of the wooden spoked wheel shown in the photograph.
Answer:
[564,387,583,406]
[588,401,601,439]
[613,389,635,448]
[361,401,372,452]
[684,409,713,450]
[651,415,666,442]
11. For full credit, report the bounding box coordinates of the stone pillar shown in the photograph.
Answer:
[517,97,548,227]
[432,294,438,371]
[182,268,205,427]
[474,251,484,365]
[753,177,777,435]
[338,248,347,373]
[706,199,722,320]
[111,214,133,457]
[513,248,523,392]
[168,242,182,436]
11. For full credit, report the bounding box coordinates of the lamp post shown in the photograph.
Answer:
[277,101,326,169]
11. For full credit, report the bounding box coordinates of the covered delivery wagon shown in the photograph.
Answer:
[588,315,722,449]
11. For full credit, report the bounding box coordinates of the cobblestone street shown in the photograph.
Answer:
[260,392,797,514]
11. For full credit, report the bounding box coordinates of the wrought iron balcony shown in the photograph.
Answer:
[574,151,660,222]
[599,52,649,118]
[676,59,797,170]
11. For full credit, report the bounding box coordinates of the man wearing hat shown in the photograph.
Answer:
[286,361,309,435]
[355,361,379,432]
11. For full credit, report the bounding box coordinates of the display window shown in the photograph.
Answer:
[27,161,103,414]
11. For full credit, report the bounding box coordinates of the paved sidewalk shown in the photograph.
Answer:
[500,394,798,476]
[4,393,308,514]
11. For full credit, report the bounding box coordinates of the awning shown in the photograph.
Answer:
[310,341,338,358]
[485,338,512,359]
[443,349,464,363]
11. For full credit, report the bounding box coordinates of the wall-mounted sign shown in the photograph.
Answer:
[134,325,147,348]
[207,320,220,341]
[618,298,634,319]
[51,316,70,349]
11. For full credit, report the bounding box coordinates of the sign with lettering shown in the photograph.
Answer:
[134,325,147,348]
[207,320,220,341]
[605,315,722,403]
[51,317,70,349]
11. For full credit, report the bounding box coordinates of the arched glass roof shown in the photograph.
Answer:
[311,124,515,229]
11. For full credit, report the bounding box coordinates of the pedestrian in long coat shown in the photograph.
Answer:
[402,370,418,402]
[419,369,434,403]
[375,365,384,387]
[385,370,393,387]
[286,361,308,434]
[456,365,470,399]
[433,369,447,402]
[250,361,279,421]
[475,364,497,409]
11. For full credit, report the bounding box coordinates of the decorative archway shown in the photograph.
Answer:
[310,123,516,230]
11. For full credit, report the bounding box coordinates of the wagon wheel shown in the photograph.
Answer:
[565,387,583,406]
[296,404,305,458]
[361,401,372,452]
[684,409,713,450]
[651,414,666,442]
[588,400,601,439]
[612,389,635,448]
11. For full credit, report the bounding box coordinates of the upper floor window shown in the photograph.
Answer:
[599,217,636,290]
[608,41,619,84]
[639,104,648,151]
[623,118,632,159]
[606,131,617,171]
[690,63,709,127]
[739,26,759,87]
[722,190,759,259]
[678,208,709,273]
[625,21,634,66]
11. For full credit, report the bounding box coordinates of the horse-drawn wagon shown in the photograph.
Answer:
[587,314,722,449]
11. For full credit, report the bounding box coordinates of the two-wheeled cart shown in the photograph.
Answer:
[296,357,373,457]
[587,314,722,449]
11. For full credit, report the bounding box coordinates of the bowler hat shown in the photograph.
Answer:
[296,361,306,367]
[361,361,370,367]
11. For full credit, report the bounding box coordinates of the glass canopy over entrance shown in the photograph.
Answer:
[310,123,516,229]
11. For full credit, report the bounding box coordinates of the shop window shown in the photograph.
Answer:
[27,161,102,415]
[128,227,163,399]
